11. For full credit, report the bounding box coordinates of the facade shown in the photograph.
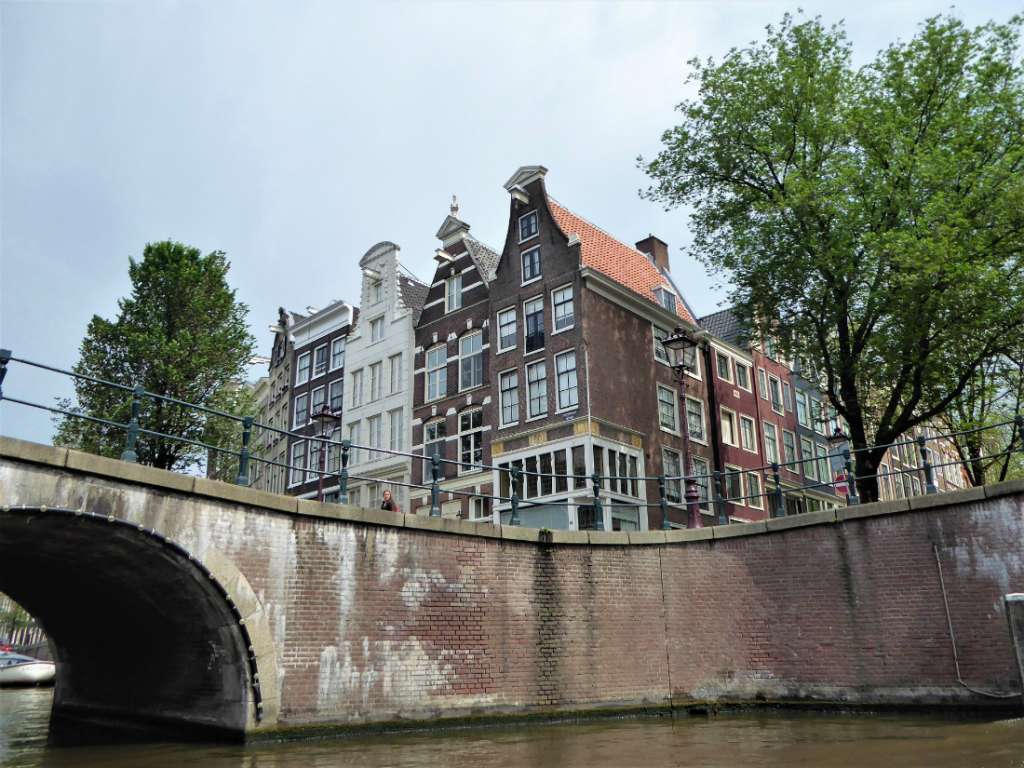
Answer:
[485,165,711,532]
[342,242,428,510]
[409,207,499,519]
[252,308,302,495]
[285,300,355,499]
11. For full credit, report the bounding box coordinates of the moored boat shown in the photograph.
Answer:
[0,652,55,687]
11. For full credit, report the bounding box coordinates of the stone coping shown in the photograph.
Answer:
[2,435,1021,547]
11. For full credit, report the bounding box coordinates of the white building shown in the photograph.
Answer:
[343,241,428,510]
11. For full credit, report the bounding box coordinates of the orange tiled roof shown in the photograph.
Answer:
[546,197,694,324]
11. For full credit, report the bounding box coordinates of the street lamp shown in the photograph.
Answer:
[661,327,703,529]
[311,404,341,503]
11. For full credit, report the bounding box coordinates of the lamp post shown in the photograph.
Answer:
[311,404,341,503]
[661,328,703,529]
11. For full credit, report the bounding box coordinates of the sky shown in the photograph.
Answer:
[0,0,1015,444]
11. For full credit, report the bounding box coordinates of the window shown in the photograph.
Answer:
[459,332,483,391]
[519,211,538,242]
[655,287,676,313]
[296,352,311,385]
[782,430,797,467]
[426,345,447,401]
[739,415,757,452]
[796,391,809,427]
[348,422,361,464]
[521,246,541,282]
[782,381,793,412]
[686,397,705,442]
[526,361,547,418]
[369,362,382,401]
[371,279,383,304]
[553,285,574,331]
[289,441,306,486]
[445,273,463,312]
[308,440,322,483]
[328,378,344,414]
[758,368,768,399]
[662,448,682,503]
[880,464,892,499]
[367,415,382,453]
[747,473,763,509]
[424,419,446,466]
[389,353,403,395]
[769,376,783,414]
[330,338,346,370]
[389,408,404,451]
[816,443,830,485]
[801,437,817,481]
[716,352,733,382]
[657,385,678,432]
[370,317,384,343]
[692,456,711,510]
[313,344,328,377]
[311,386,326,417]
[499,370,519,425]
[653,326,670,363]
[469,497,489,520]
[459,409,483,471]
[350,369,364,407]
[524,297,544,353]
[724,467,743,504]
[497,308,517,352]
[735,362,750,390]
[721,408,738,446]
[293,392,309,428]
[556,351,578,410]
[763,423,779,464]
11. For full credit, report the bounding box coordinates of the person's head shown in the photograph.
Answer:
[382,490,392,502]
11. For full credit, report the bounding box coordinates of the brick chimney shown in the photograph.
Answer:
[635,235,670,272]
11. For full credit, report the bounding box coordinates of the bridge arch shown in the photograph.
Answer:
[0,506,275,743]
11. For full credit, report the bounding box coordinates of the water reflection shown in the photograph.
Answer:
[3,688,1024,768]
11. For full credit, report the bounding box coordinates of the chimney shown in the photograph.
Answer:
[635,235,670,272]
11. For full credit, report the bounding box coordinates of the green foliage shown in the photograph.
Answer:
[54,241,256,472]
[643,12,1024,498]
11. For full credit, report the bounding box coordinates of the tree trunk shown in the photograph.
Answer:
[968,445,986,487]
[854,450,883,503]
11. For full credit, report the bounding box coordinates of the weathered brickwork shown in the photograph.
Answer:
[1,438,1022,741]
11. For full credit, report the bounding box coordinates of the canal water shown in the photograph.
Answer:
[3,689,1024,767]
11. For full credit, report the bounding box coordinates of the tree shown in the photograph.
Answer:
[643,13,1024,500]
[55,241,256,473]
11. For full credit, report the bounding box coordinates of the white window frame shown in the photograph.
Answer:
[657,384,679,434]
[555,350,578,412]
[348,422,361,465]
[801,436,817,481]
[497,307,517,353]
[739,414,757,453]
[523,295,544,355]
[526,360,548,419]
[518,210,539,243]
[388,408,404,451]
[289,440,307,487]
[747,472,763,510]
[720,406,738,447]
[795,390,809,427]
[370,316,385,344]
[350,368,364,408]
[653,325,670,365]
[758,368,768,399]
[782,429,798,469]
[330,337,346,371]
[734,361,752,392]
[768,374,784,415]
[367,414,382,453]
[310,385,326,417]
[445,273,463,313]
[782,381,793,412]
[295,351,311,385]
[552,284,575,333]
[329,378,344,413]
[521,246,541,285]
[458,408,484,474]
[458,331,484,392]
[763,422,779,464]
[293,392,309,428]
[723,464,745,507]
[425,345,447,402]
[313,344,328,378]
[685,396,706,444]
[662,447,682,504]
[389,353,403,395]
[715,350,733,383]
[368,361,382,402]
[499,368,520,427]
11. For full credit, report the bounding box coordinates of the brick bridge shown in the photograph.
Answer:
[1,436,1023,742]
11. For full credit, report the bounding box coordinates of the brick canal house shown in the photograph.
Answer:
[408,204,500,518]
[483,165,714,532]
[252,308,303,495]
[340,242,428,510]
[284,300,355,500]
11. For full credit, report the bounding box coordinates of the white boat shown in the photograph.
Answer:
[0,651,55,686]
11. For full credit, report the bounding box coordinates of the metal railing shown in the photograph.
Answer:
[1,349,1021,532]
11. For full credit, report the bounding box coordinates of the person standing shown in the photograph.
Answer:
[380,489,399,513]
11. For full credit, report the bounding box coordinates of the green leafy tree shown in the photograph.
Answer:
[55,241,256,473]
[643,13,1024,500]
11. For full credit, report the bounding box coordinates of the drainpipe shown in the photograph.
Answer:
[701,339,723,476]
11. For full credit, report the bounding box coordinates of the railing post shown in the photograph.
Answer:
[591,472,604,531]
[235,416,253,486]
[429,455,441,517]
[0,349,11,398]
[659,475,671,530]
[120,385,144,463]
[771,463,785,518]
[713,471,728,526]
[509,466,521,527]
[843,448,860,505]
[918,435,937,494]
[339,440,350,504]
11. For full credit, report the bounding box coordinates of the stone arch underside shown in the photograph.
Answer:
[0,507,255,744]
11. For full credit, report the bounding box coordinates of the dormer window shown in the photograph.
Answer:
[655,287,676,313]
[519,211,539,242]
[522,246,541,283]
